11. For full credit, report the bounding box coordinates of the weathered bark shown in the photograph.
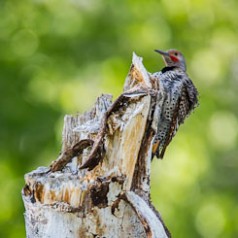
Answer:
[22,53,170,238]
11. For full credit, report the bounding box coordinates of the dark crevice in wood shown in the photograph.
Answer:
[50,139,94,172]
[90,182,109,208]
[131,92,157,199]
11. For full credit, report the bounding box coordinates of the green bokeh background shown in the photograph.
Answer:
[1,0,237,237]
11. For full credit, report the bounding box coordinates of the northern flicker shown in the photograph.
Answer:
[152,49,198,159]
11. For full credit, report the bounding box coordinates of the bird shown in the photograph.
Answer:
[151,49,199,159]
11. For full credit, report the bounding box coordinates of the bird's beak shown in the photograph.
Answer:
[154,49,169,56]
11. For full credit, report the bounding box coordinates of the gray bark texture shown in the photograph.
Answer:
[22,53,171,238]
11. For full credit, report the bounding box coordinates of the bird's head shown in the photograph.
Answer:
[155,49,186,71]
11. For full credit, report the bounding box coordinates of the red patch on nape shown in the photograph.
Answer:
[170,55,179,62]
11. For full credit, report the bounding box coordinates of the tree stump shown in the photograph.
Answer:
[22,53,171,238]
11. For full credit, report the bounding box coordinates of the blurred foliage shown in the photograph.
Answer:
[0,0,238,237]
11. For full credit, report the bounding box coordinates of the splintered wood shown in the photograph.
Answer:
[22,53,170,238]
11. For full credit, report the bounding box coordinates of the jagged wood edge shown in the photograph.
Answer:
[49,90,149,172]
[79,90,149,170]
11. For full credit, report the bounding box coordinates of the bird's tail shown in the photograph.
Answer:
[151,140,165,159]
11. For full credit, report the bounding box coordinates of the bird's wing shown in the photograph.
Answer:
[157,96,181,159]
[177,85,190,124]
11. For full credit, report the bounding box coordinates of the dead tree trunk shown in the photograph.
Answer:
[22,53,171,238]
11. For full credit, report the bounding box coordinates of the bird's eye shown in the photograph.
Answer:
[174,52,178,56]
